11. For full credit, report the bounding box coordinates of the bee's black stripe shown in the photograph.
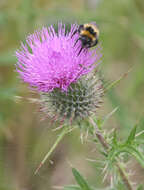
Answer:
[85,27,96,35]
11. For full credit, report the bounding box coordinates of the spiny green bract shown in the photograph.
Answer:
[40,74,103,124]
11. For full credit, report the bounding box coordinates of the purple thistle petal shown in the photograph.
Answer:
[15,23,102,92]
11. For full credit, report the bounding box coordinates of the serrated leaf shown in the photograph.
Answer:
[126,125,137,145]
[63,185,81,190]
[72,168,92,190]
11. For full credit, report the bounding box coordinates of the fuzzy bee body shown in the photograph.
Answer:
[72,23,99,55]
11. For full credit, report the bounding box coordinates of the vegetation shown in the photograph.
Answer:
[0,0,144,189]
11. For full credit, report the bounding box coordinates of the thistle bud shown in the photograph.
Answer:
[40,73,103,124]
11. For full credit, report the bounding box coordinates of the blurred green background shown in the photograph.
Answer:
[0,0,144,189]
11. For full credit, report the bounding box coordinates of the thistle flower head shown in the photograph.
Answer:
[15,23,101,92]
[16,23,103,125]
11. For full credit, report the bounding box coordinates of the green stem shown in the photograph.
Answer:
[34,126,68,174]
[89,117,133,190]
[116,162,133,190]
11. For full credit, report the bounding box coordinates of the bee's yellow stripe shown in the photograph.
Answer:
[81,30,95,40]
[84,24,99,36]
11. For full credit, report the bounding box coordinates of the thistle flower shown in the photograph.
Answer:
[16,23,101,92]
[15,23,103,124]
[15,23,104,174]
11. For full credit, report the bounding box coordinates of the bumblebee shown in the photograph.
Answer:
[72,22,99,55]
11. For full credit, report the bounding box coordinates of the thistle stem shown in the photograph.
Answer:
[116,163,133,190]
[34,125,68,175]
[89,117,133,190]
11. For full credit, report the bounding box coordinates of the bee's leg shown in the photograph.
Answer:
[77,46,84,56]
[71,30,77,38]
[74,37,80,47]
